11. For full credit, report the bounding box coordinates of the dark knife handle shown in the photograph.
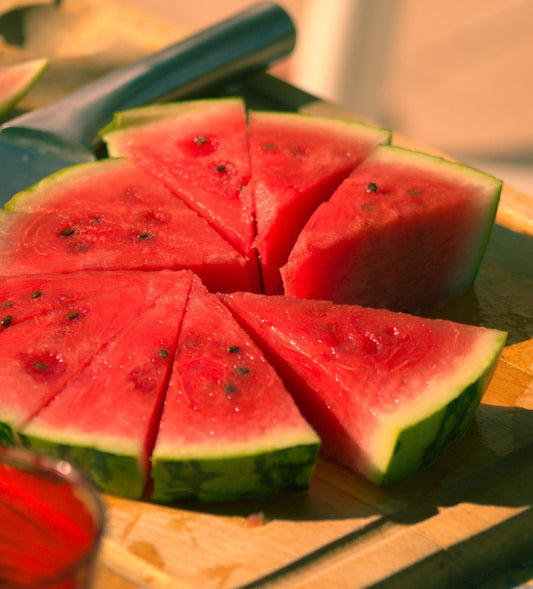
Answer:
[6,2,295,148]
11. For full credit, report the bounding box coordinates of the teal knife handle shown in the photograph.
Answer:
[6,1,295,148]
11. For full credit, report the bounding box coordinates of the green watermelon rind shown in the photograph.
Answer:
[247,108,392,146]
[367,329,506,484]
[19,430,146,500]
[3,158,135,212]
[0,422,16,446]
[99,97,245,141]
[150,442,319,503]
[0,58,48,116]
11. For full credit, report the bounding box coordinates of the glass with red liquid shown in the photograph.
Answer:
[0,447,105,588]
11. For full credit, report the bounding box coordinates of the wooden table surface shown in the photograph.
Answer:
[1,3,531,588]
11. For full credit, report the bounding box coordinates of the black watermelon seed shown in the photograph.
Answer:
[1,315,13,327]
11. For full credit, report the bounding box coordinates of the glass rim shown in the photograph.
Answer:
[0,445,106,588]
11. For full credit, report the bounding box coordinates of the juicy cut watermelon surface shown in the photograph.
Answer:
[245,110,391,294]
[1,158,258,293]
[0,97,507,502]
[101,98,255,259]
[19,271,193,499]
[220,292,506,484]
[281,145,502,311]
[151,276,319,503]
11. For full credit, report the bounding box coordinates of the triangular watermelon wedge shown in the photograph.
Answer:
[20,271,193,499]
[150,276,319,503]
[0,158,258,292]
[0,281,176,443]
[0,58,48,116]
[219,292,506,485]
[281,145,503,311]
[100,98,256,260]
[247,110,390,294]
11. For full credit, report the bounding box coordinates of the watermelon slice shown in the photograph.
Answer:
[0,279,177,442]
[150,276,320,503]
[100,98,256,260]
[19,271,193,499]
[247,110,390,294]
[281,145,502,311]
[0,158,258,292]
[0,58,48,116]
[220,292,506,485]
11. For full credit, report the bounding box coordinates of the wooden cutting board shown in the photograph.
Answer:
[1,3,531,587]
[89,75,533,589]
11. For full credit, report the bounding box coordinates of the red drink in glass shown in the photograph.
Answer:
[0,447,105,588]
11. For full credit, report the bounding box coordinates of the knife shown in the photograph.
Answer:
[0,1,295,205]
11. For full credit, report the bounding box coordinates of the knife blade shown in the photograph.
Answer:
[0,1,295,205]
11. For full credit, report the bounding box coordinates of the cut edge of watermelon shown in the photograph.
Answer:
[100,97,246,138]
[247,108,392,143]
[153,422,320,461]
[4,158,127,211]
[0,58,48,116]
[364,328,506,485]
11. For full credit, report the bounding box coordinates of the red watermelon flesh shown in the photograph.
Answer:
[0,281,176,438]
[220,291,506,484]
[151,275,319,503]
[0,58,48,116]
[101,98,255,259]
[0,270,174,329]
[1,158,259,292]
[247,110,390,294]
[19,271,193,500]
[281,145,502,311]
[1,158,258,292]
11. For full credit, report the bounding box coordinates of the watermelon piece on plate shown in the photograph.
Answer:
[247,110,390,294]
[101,98,256,260]
[281,145,503,311]
[0,158,258,292]
[20,271,193,499]
[220,292,506,485]
[151,276,319,503]
[0,281,174,444]
[0,58,48,116]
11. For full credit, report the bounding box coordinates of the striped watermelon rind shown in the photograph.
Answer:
[151,443,319,504]
[368,329,505,484]
[18,433,144,500]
